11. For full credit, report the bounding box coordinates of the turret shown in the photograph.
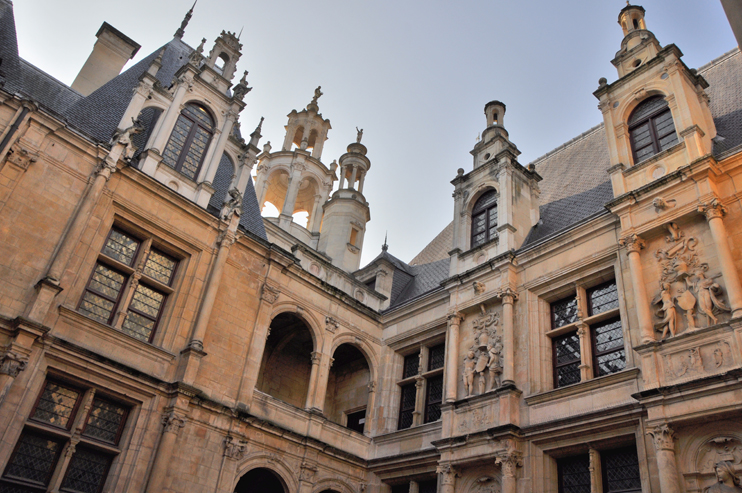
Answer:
[317,129,371,273]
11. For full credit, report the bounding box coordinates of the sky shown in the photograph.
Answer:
[13,0,737,267]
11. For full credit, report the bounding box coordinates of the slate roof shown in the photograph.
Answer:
[3,2,265,240]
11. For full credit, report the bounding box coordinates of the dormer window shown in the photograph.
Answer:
[471,189,498,248]
[162,103,215,181]
[628,96,678,164]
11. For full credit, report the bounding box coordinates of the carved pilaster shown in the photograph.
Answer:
[261,283,280,304]
[648,424,676,451]
[495,446,523,478]
[162,412,186,435]
[223,436,248,460]
[436,464,460,486]
[698,198,727,220]
[0,349,29,377]
[496,287,518,304]
[618,233,646,255]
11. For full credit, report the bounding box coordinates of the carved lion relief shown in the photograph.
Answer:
[652,222,730,339]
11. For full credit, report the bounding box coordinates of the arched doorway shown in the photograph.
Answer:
[234,468,285,493]
[324,344,371,433]
[257,313,315,408]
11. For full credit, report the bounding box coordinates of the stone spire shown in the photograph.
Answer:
[174,0,197,39]
[382,232,388,252]
[249,117,264,147]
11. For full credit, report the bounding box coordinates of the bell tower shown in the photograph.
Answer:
[317,130,371,273]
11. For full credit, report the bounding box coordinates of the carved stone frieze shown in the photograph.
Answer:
[662,340,734,382]
[325,316,339,333]
[697,437,742,474]
[463,304,502,396]
[652,222,730,339]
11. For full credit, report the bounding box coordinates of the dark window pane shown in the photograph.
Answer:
[3,433,61,485]
[398,384,416,430]
[0,481,44,492]
[424,375,443,423]
[558,455,591,493]
[419,479,437,493]
[428,344,445,371]
[143,250,177,285]
[83,399,126,445]
[592,318,626,377]
[346,409,366,434]
[102,230,139,266]
[60,447,111,493]
[554,332,581,388]
[162,116,193,168]
[602,447,642,492]
[587,281,619,315]
[628,96,668,125]
[403,353,419,379]
[472,190,497,213]
[471,190,498,248]
[31,382,80,429]
[658,131,679,150]
[552,295,578,328]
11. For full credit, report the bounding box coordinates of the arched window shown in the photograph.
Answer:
[162,103,214,180]
[628,96,678,164]
[471,189,498,248]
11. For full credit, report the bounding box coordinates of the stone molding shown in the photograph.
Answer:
[647,423,676,451]
[618,233,646,254]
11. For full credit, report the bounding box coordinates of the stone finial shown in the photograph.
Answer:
[311,86,323,105]
[356,127,364,143]
[174,0,197,39]
[382,232,388,252]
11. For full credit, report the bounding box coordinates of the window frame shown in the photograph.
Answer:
[77,226,180,344]
[396,339,446,430]
[470,189,499,249]
[628,96,678,165]
[162,103,215,181]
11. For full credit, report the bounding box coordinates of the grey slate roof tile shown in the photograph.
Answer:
[18,60,83,114]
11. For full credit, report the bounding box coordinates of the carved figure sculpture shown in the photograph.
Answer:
[221,188,243,220]
[111,118,145,161]
[653,282,677,339]
[690,267,730,325]
[311,86,323,104]
[475,349,489,394]
[356,127,363,143]
[487,339,503,391]
[463,351,476,397]
[464,303,503,396]
[704,461,742,493]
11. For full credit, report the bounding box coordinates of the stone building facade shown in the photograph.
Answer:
[1,2,741,493]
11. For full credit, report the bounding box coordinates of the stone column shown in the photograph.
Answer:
[436,464,459,493]
[308,194,323,233]
[647,424,680,493]
[279,164,304,226]
[358,172,366,193]
[305,351,322,410]
[0,350,29,404]
[445,312,464,402]
[577,323,592,382]
[338,165,347,189]
[619,234,655,344]
[408,480,419,493]
[412,375,425,426]
[588,448,603,493]
[349,165,358,189]
[498,288,517,386]
[495,445,523,493]
[146,412,186,493]
[216,436,248,493]
[699,199,742,318]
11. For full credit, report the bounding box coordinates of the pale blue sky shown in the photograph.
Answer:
[14,1,737,266]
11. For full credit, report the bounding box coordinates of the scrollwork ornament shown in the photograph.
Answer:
[325,316,339,333]
[260,284,280,304]
[495,441,523,478]
[223,436,248,460]
[647,424,676,451]
[699,198,728,221]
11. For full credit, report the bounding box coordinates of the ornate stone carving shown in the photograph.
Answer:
[662,340,734,381]
[233,71,252,101]
[221,188,243,220]
[436,464,459,485]
[652,222,730,338]
[704,461,742,492]
[653,197,677,212]
[216,229,237,248]
[0,349,29,377]
[299,461,318,482]
[463,304,502,396]
[495,441,523,478]
[111,118,145,162]
[162,412,186,434]
[311,86,323,105]
[261,284,280,304]
[356,127,363,143]
[647,424,676,451]
[495,287,518,303]
[619,233,646,254]
[469,476,501,493]
[5,140,38,170]
[473,281,486,295]
[325,316,339,333]
[699,198,728,221]
[698,438,742,474]
[223,436,248,460]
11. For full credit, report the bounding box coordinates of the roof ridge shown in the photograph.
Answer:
[530,122,605,168]
[697,47,740,74]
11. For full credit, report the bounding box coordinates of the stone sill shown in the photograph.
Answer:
[372,420,442,444]
[446,384,520,411]
[622,141,685,178]
[57,306,176,362]
[524,367,641,406]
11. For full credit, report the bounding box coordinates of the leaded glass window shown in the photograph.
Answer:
[628,96,678,164]
[558,454,591,493]
[122,284,165,342]
[3,433,62,486]
[162,103,214,180]
[79,264,127,325]
[552,295,578,328]
[471,189,498,248]
[602,447,642,492]
[143,249,177,285]
[592,317,626,377]
[554,331,581,387]
[101,230,140,266]
[60,446,112,493]
[83,399,127,444]
[398,384,416,430]
[428,344,445,371]
[424,375,443,423]
[587,281,619,316]
[403,353,419,379]
[31,382,81,429]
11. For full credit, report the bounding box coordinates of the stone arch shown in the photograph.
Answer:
[269,303,323,349]
[292,174,321,228]
[182,98,220,128]
[234,454,297,493]
[678,420,742,475]
[312,477,356,493]
[330,335,379,385]
[324,340,375,432]
[261,167,291,215]
[292,125,306,148]
[257,306,323,408]
[618,87,671,124]
[131,105,164,166]
[465,183,500,215]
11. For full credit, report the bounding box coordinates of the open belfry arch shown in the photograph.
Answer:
[1,1,742,493]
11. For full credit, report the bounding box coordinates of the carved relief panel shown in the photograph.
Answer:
[679,426,742,493]
[462,304,502,398]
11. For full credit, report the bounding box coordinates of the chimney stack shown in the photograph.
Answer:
[71,22,140,96]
